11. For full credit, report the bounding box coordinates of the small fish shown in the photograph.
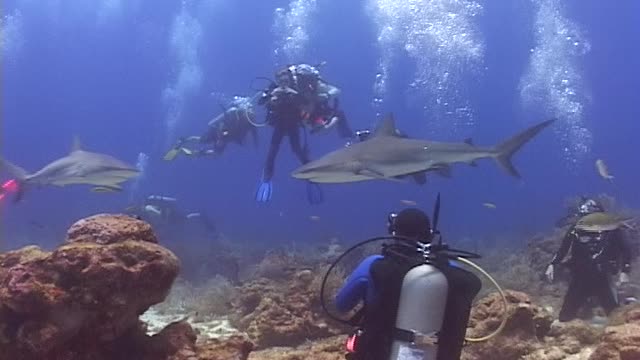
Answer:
[575,212,632,232]
[29,220,46,229]
[595,159,614,181]
[482,202,497,209]
[310,215,321,221]
[400,199,418,206]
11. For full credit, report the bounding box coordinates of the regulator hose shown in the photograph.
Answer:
[456,256,509,342]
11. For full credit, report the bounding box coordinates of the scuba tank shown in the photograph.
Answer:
[320,194,508,360]
[389,262,448,359]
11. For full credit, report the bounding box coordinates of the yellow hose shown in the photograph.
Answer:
[456,257,509,342]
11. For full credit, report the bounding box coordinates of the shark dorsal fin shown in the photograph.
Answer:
[374,113,397,137]
[71,136,83,153]
[464,138,474,145]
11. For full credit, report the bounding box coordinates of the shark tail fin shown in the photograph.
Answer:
[0,157,30,202]
[493,119,556,178]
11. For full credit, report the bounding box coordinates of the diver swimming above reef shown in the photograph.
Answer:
[164,96,259,161]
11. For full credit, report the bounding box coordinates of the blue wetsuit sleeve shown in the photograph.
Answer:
[335,255,383,313]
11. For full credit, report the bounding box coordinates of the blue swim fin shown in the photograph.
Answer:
[255,180,273,203]
[306,182,323,205]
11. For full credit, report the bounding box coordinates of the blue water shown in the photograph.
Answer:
[2,0,639,251]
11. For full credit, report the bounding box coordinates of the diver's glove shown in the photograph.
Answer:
[306,182,323,205]
[545,264,554,283]
[255,179,273,203]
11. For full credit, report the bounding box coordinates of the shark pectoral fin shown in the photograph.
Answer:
[91,185,122,193]
[411,172,427,185]
[435,165,452,178]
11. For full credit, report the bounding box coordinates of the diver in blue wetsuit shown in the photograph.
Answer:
[255,63,353,204]
[336,208,481,360]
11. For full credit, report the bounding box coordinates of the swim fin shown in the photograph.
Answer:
[306,182,323,205]
[255,180,273,203]
[163,148,180,161]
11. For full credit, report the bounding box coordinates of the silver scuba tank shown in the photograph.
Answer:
[388,264,448,360]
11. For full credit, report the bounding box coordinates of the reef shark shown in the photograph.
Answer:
[291,114,555,183]
[0,138,140,201]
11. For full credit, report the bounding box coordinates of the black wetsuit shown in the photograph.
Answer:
[551,226,632,322]
[261,90,311,181]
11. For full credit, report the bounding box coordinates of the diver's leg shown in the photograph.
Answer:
[263,126,285,181]
[559,275,589,322]
[288,125,323,204]
[287,125,310,165]
[595,272,619,314]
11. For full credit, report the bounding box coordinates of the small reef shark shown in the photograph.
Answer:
[0,138,140,201]
[291,114,555,183]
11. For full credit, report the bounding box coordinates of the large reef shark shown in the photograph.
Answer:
[292,114,555,184]
[0,138,140,201]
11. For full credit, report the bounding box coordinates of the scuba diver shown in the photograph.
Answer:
[335,207,482,360]
[164,96,258,161]
[545,197,632,322]
[555,196,605,228]
[126,195,217,239]
[255,63,354,204]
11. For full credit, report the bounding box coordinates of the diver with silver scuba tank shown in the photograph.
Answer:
[320,194,508,360]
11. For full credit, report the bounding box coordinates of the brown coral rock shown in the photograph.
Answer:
[463,290,553,360]
[66,213,157,245]
[249,335,344,360]
[146,321,199,360]
[231,270,346,349]
[197,334,254,360]
[0,214,180,359]
[589,304,640,360]
[588,323,640,360]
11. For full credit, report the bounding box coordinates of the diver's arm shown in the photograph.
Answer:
[550,228,574,265]
[335,255,383,313]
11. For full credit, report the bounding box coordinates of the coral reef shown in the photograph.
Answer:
[463,290,554,359]
[0,214,181,359]
[249,335,344,360]
[196,335,254,360]
[230,266,348,349]
[589,304,640,360]
[2,201,638,359]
